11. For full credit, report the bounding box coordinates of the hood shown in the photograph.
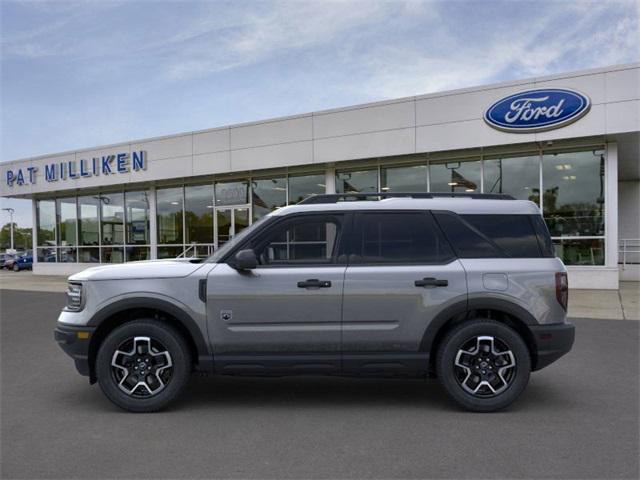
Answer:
[69,259,208,281]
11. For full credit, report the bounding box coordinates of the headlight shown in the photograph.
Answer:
[65,283,83,311]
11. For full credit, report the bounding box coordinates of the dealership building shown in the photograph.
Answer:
[1,63,638,289]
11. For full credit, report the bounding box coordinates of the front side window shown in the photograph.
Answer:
[252,215,342,266]
[353,212,454,264]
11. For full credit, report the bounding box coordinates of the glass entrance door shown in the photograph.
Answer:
[215,207,250,248]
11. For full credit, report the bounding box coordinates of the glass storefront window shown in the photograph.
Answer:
[381,164,428,192]
[37,247,57,263]
[430,159,480,193]
[100,193,124,245]
[56,198,77,246]
[157,187,183,244]
[185,184,214,244]
[78,196,100,246]
[36,200,56,246]
[542,150,605,237]
[59,246,77,263]
[157,246,183,259]
[101,246,124,263]
[288,173,325,204]
[483,154,540,202]
[215,181,248,206]
[125,191,150,245]
[553,238,604,265]
[252,177,286,220]
[78,247,100,263]
[336,169,378,193]
[125,246,150,262]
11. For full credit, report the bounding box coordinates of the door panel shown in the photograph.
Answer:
[341,211,468,374]
[207,212,348,374]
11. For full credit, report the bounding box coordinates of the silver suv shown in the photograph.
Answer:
[55,193,575,412]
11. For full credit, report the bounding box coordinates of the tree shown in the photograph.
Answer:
[0,223,32,251]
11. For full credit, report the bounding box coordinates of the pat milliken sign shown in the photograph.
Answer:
[5,151,147,187]
[484,88,591,133]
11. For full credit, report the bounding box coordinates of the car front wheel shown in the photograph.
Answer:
[96,319,191,412]
[436,319,531,412]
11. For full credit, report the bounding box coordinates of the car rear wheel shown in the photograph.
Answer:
[96,319,191,412]
[436,319,530,412]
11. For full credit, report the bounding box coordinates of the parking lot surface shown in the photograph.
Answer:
[1,289,639,479]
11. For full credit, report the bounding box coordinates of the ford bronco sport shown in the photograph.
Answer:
[55,193,575,412]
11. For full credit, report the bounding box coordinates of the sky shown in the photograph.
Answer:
[1,0,639,228]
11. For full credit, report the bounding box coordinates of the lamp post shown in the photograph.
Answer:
[2,207,15,251]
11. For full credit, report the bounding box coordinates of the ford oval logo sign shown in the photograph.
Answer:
[484,88,591,133]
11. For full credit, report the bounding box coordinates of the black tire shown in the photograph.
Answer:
[436,319,531,412]
[96,319,191,412]
[12,263,19,272]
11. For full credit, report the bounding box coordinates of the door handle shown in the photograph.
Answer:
[297,279,332,288]
[415,277,448,287]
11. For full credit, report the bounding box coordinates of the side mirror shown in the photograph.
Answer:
[233,249,258,270]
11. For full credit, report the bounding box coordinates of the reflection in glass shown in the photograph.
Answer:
[101,193,124,245]
[78,247,100,263]
[234,208,249,238]
[542,150,605,237]
[102,247,124,263]
[553,238,604,265]
[185,184,214,244]
[288,173,325,204]
[59,246,77,263]
[483,155,540,202]
[125,191,150,245]
[37,200,56,246]
[157,246,183,259]
[215,181,248,206]
[216,209,232,247]
[430,159,480,193]
[78,196,100,246]
[252,177,286,220]
[125,246,150,262]
[381,164,428,192]
[56,198,77,246]
[336,169,378,193]
[37,247,57,262]
[157,187,183,244]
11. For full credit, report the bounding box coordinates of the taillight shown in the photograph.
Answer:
[555,272,568,311]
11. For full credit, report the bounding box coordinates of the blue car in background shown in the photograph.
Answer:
[12,252,33,271]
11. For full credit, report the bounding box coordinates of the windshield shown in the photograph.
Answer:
[206,214,272,263]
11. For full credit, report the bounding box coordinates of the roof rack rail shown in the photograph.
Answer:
[297,192,515,204]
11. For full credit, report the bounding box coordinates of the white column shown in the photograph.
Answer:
[31,198,37,267]
[605,143,619,273]
[149,186,158,259]
[325,164,336,194]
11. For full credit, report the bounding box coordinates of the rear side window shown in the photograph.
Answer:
[462,215,543,258]
[435,212,552,258]
[433,212,503,258]
[353,212,454,264]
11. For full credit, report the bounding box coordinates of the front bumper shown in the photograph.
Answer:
[530,322,575,371]
[54,324,96,377]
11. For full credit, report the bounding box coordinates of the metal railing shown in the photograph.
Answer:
[176,243,215,259]
[619,239,640,269]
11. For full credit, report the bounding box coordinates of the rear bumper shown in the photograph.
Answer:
[54,324,96,377]
[530,322,575,371]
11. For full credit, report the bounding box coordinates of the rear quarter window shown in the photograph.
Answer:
[434,212,552,258]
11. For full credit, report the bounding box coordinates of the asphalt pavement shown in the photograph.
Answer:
[1,289,638,479]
